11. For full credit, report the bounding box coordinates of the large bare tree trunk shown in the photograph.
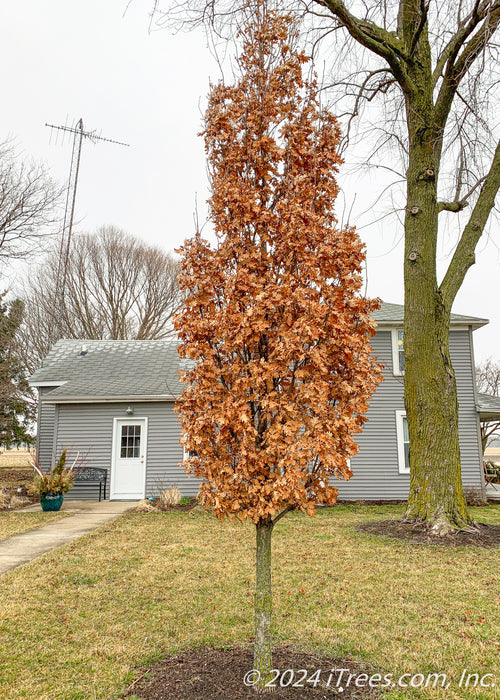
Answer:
[400,15,475,534]
[254,517,274,690]
[403,277,472,532]
[403,145,471,531]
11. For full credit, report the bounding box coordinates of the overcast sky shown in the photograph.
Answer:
[1,0,498,362]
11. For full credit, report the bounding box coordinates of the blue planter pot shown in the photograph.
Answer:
[40,493,64,512]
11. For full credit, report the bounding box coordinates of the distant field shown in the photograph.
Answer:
[0,449,34,468]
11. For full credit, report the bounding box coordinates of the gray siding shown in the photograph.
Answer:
[38,328,483,501]
[36,388,57,470]
[53,402,200,499]
[337,328,483,499]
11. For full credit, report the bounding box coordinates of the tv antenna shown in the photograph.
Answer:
[45,118,129,323]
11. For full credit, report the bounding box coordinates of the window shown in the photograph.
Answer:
[183,448,198,460]
[391,329,405,375]
[120,424,141,459]
[395,411,410,474]
[182,436,198,461]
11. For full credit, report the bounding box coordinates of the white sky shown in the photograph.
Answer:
[1,0,498,362]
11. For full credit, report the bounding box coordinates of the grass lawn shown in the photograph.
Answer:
[0,504,498,700]
[0,511,69,541]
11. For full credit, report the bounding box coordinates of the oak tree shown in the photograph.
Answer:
[175,6,381,685]
[158,0,500,534]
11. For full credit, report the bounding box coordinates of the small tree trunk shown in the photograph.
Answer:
[481,431,487,455]
[254,516,274,691]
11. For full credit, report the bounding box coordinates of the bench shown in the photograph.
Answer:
[73,467,108,501]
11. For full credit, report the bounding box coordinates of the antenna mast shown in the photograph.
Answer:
[46,118,129,328]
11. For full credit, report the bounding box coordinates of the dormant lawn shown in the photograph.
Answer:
[0,511,68,541]
[0,504,498,700]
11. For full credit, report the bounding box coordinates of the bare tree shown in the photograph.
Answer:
[476,359,500,453]
[18,226,181,374]
[0,140,61,261]
[154,0,500,534]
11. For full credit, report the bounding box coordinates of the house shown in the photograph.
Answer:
[29,302,493,500]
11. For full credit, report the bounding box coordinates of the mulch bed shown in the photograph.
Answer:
[125,645,380,699]
[357,519,500,547]
[168,498,199,512]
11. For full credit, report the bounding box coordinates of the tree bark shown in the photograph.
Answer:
[254,517,274,691]
[401,23,474,534]
[403,297,473,533]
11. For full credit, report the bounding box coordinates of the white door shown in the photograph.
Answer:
[111,418,148,499]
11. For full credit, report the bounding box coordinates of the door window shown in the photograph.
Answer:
[120,424,141,458]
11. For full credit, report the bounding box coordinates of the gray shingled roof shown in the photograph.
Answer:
[477,393,500,421]
[29,340,186,402]
[373,302,487,329]
[29,302,488,403]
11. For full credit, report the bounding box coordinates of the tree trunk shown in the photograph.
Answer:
[481,431,488,456]
[402,74,474,534]
[254,517,274,691]
[403,301,474,533]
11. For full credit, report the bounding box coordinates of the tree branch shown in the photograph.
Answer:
[409,0,430,57]
[313,0,414,94]
[434,2,500,131]
[338,68,396,151]
[437,200,468,213]
[440,139,500,309]
[437,176,487,212]
[432,0,490,87]
[453,4,500,77]
[271,504,295,526]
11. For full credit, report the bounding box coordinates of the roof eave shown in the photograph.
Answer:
[29,380,68,388]
[40,394,178,404]
[477,393,500,421]
[375,320,488,330]
[478,411,500,422]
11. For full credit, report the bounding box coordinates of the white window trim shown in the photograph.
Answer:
[391,328,404,376]
[182,435,198,461]
[395,410,410,474]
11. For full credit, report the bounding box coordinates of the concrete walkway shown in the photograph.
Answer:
[0,500,135,576]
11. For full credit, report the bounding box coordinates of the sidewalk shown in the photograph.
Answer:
[0,500,135,576]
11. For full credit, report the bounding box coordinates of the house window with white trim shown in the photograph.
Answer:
[395,410,410,474]
[182,436,198,461]
[391,329,405,375]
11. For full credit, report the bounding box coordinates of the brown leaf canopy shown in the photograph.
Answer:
[175,8,382,523]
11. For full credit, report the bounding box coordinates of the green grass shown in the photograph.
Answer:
[0,511,69,541]
[0,504,498,699]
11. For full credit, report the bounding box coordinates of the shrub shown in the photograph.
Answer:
[159,487,181,508]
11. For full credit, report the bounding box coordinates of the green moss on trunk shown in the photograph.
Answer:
[402,77,474,534]
[403,320,474,533]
